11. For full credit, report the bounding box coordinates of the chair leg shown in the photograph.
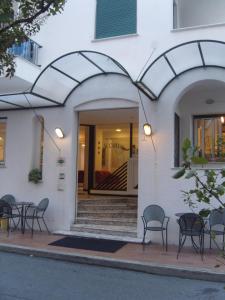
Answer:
[200,234,204,261]
[166,229,168,251]
[142,228,147,244]
[161,230,165,250]
[7,218,10,237]
[37,218,42,232]
[31,217,35,237]
[177,233,186,259]
[11,217,16,230]
[42,217,50,234]
[223,232,225,252]
[14,217,20,230]
[177,232,182,259]
[209,228,212,249]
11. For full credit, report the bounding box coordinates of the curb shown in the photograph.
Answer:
[0,243,224,283]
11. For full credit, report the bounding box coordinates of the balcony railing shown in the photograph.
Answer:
[7,39,41,65]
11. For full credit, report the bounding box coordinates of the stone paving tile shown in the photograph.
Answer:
[0,230,224,273]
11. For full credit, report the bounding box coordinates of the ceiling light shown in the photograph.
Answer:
[55,128,64,138]
[115,129,122,132]
[143,123,152,136]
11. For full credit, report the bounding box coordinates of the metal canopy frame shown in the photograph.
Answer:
[1,40,225,110]
[137,39,225,100]
[0,50,131,111]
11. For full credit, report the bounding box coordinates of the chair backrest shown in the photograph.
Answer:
[0,194,16,205]
[209,209,224,227]
[0,200,12,217]
[143,205,165,224]
[178,213,204,234]
[37,198,49,212]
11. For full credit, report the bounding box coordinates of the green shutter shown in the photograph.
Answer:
[96,0,137,39]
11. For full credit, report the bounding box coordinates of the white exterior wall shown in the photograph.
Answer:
[1,1,225,244]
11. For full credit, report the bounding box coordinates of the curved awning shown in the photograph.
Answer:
[2,40,225,110]
[0,51,131,111]
[137,40,225,100]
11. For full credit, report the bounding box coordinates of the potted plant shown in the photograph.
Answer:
[28,168,42,184]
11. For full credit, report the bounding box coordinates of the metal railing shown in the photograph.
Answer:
[95,162,128,191]
[7,39,41,65]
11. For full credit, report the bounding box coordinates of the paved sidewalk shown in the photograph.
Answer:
[0,231,224,282]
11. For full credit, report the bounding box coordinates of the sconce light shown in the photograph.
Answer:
[55,128,64,139]
[221,116,225,124]
[143,123,152,136]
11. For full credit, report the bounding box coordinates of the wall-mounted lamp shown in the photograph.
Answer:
[55,128,64,139]
[143,123,152,136]
[221,116,225,124]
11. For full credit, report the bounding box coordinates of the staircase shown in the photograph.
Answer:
[71,197,137,238]
[95,162,128,191]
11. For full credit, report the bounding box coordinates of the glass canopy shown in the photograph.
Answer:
[137,40,225,100]
[1,41,225,110]
[0,51,130,111]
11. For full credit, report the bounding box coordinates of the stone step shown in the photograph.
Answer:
[54,230,141,243]
[78,204,137,211]
[78,198,137,205]
[77,211,137,218]
[76,217,137,226]
[70,224,137,238]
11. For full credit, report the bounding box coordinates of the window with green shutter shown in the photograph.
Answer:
[95,0,137,39]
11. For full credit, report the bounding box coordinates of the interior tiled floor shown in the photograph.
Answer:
[0,230,224,273]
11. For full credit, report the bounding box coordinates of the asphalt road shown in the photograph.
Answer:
[0,252,224,300]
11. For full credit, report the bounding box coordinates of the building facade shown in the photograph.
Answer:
[1,0,225,244]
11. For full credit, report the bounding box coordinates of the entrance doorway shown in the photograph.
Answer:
[75,108,138,238]
[77,108,138,196]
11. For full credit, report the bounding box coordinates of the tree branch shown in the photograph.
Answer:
[0,1,58,34]
[193,173,225,207]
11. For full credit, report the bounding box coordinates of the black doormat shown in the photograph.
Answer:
[49,236,127,253]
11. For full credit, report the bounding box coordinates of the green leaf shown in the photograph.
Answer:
[199,209,211,218]
[217,185,225,195]
[173,167,186,179]
[185,170,196,179]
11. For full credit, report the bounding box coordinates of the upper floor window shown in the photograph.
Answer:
[173,0,225,29]
[194,115,225,162]
[0,119,6,165]
[95,0,137,39]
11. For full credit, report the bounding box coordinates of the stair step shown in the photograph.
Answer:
[78,198,137,205]
[78,204,137,211]
[77,211,137,218]
[76,217,137,226]
[71,224,137,238]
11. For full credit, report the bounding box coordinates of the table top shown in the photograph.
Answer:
[12,201,34,206]
[175,213,190,217]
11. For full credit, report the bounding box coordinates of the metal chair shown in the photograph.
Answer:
[205,209,225,251]
[177,213,205,260]
[141,205,169,251]
[24,198,50,236]
[0,200,12,236]
[0,194,21,230]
